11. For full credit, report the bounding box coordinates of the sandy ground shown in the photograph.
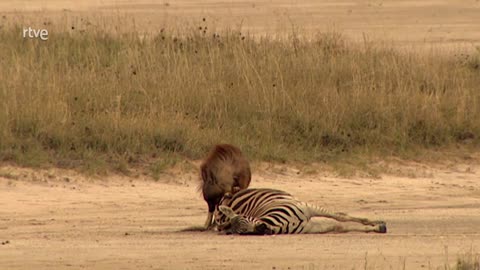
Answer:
[1,159,479,270]
[2,0,480,46]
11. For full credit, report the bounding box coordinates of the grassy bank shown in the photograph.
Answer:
[1,17,479,173]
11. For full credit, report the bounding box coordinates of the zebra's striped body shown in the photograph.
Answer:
[214,188,386,235]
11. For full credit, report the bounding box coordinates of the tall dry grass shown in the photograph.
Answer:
[1,16,479,172]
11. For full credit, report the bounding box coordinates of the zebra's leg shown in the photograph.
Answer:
[305,204,385,226]
[303,220,387,234]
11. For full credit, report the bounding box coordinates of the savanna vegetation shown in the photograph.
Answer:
[1,16,479,174]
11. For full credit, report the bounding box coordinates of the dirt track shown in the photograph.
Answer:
[1,161,479,270]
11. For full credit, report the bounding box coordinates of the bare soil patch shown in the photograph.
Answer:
[1,161,479,269]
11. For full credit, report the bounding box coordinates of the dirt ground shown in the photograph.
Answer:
[1,159,479,270]
[2,0,480,46]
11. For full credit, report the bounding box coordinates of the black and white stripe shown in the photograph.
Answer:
[214,188,387,235]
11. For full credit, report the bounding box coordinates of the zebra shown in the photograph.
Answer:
[214,188,387,235]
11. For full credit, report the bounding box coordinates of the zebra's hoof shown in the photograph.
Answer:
[377,223,387,234]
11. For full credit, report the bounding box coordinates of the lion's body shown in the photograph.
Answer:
[199,144,251,229]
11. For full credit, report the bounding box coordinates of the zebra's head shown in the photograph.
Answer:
[217,205,273,235]
[218,205,235,219]
[213,193,234,228]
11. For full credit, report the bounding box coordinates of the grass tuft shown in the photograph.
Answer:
[455,252,480,270]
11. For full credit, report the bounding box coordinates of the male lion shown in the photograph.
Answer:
[199,144,251,229]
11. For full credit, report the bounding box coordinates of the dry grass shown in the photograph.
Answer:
[454,251,480,270]
[1,16,479,173]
